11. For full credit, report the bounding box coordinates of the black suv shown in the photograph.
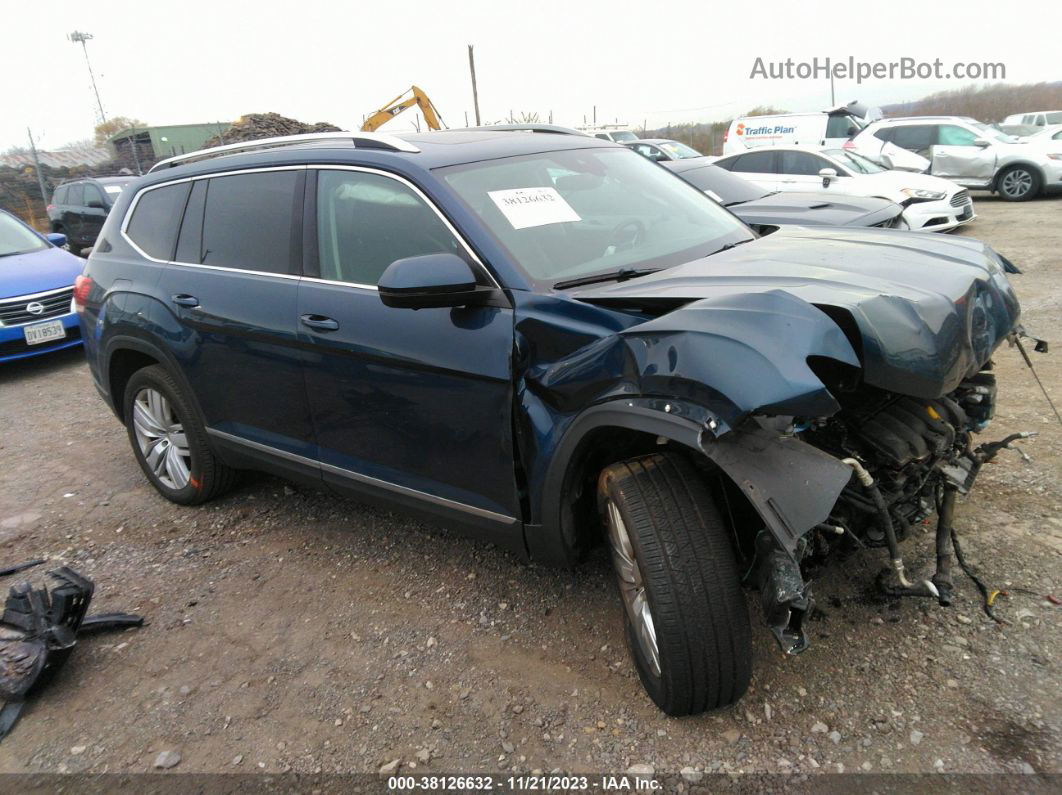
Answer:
[48,176,133,255]
[78,130,1027,714]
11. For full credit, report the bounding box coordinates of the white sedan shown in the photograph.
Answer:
[713,145,974,232]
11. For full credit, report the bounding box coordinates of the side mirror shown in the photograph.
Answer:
[972,138,991,148]
[86,200,106,209]
[46,232,67,247]
[378,253,495,310]
[818,167,838,187]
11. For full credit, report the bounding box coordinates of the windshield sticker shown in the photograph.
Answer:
[488,187,581,230]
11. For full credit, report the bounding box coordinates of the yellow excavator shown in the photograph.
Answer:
[361,86,446,132]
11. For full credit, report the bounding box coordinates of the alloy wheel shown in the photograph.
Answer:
[605,498,661,677]
[132,387,192,490]
[1000,169,1033,199]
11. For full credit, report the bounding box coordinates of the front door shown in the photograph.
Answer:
[80,182,110,246]
[297,167,521,538]
[930,124,997,181]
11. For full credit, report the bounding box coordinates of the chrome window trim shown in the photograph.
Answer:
[120,164,502,292]
[120,165,307,266]
[205,428,517,525]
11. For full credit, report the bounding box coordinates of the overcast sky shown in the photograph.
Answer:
[3,0,1057,152]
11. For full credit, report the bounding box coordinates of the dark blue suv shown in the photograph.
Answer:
[79,129,1027,714]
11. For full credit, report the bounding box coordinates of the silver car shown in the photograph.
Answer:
[851,116,1062,201]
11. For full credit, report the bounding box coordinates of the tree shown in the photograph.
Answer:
[94,117,148,144]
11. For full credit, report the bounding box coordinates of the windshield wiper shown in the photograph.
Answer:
[711,238,755,255]
[553,267,662,290]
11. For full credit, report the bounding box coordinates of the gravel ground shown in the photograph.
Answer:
[0,196,1058,782]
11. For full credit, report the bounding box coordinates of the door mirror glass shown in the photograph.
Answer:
[378,253,493,309]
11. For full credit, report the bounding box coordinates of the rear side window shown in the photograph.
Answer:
[315,169,463,286]
[889,125,935,153]
[872,127,893,143]
[728,151,777,173]
[199,171,298,274]
[126,182,192,260]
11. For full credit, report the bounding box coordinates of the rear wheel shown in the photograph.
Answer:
[598,453,751,715]
[996,165,1040,201]
[123,365,236,505]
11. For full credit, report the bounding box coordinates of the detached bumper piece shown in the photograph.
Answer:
[754,531,811,655]
[0,566,143,741]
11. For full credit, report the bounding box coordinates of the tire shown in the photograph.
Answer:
[123,365,237,505]
[996,165,1041,201]
[598,453,751,715]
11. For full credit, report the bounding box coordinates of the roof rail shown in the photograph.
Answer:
[147,131,420,172]
[474,124,588,136]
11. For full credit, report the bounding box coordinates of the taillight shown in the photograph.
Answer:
[73,274,93,311]
[723,130,729,143]
[46,204,55,212]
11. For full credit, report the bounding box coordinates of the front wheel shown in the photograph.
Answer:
[996,165,1041,201]
[598,453,751,715]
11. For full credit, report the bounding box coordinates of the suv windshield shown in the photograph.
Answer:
[0,213,48,257]
[971,122,1017,143]
[440,148,752,285]
[824,149,886,174]
[611,131,638,142]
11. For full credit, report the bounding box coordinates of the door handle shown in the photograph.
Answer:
[300,314,340,332]
[171,294,200,308]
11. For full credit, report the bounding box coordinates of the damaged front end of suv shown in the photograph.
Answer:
[518,225,1031,688]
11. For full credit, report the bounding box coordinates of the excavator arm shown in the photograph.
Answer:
[361,85,445,132]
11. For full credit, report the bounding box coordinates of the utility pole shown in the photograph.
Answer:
[830,72,836,106]
[467,45,481,126]
[593,105,597,125]
[26,128,49,207]
[68,30,106,124]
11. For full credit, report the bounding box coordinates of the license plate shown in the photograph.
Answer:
[23,319,66,346]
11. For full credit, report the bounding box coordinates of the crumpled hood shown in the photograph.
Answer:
[573,226,1021,399]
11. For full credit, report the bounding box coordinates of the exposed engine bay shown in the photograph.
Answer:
[749,365,1036,655]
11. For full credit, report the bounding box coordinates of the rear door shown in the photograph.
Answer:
[930,124,996,180]
[888,124,936,159]
[145,167,316,462]
[297,166,520,535]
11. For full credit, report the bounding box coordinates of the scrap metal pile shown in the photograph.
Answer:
[201,113,341,148]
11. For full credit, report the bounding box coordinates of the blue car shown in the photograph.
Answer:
[0,209,85,362]
[79,129,1029,714]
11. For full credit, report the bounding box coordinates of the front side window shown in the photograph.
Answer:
[126,182,192,260]
[84,183,106,207]
[631,143,666,161]
[0,212,48,257]
[316,170,464,286]
[439,147,751,285]
[66,183,85,206]
[199,171,298,273]
[779,151,831,176]
[938,125,979,146]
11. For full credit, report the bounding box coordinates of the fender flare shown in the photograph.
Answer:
[529,399,851,567]
[101,330,204,425]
